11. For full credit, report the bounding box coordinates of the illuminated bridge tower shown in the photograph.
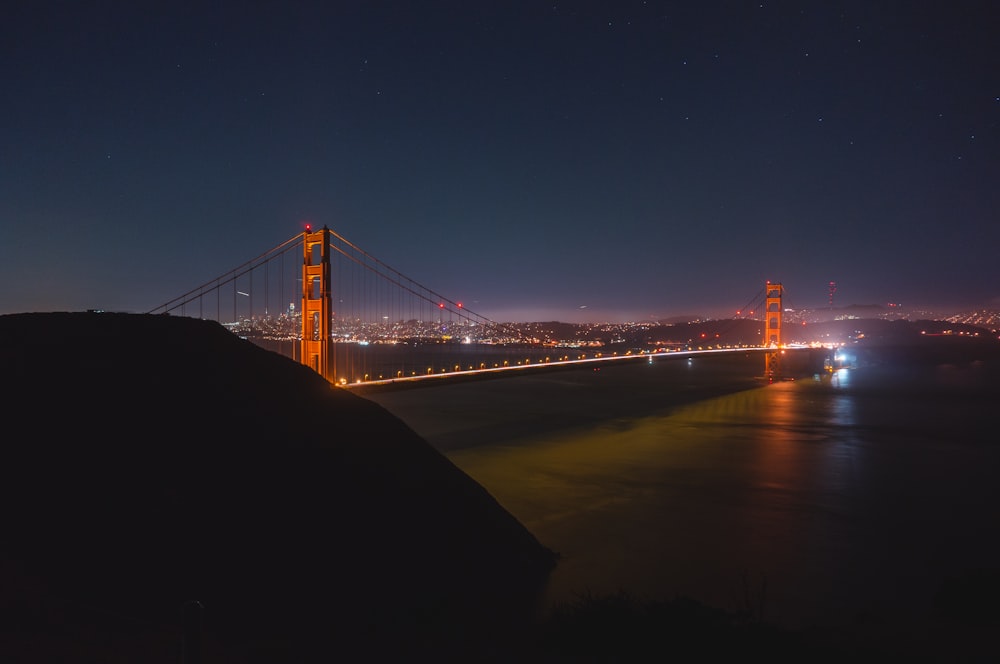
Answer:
[301,225,332,381]
[763,281,783,381]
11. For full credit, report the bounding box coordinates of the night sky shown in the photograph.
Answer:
[3,1,998,323]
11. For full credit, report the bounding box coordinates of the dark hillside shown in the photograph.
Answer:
[0,312,557,662]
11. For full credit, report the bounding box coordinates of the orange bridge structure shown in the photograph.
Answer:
[149,226,791,387]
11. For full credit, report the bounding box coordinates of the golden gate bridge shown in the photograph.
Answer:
[147,226,790,386]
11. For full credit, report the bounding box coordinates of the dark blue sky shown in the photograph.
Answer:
[3,1,998,322]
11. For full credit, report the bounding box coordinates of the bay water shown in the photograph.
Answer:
[365,349,1000,655]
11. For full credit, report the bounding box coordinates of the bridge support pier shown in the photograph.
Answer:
[763,281,783,381]
[301,226,332,381]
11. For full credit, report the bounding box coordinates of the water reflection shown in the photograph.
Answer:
[374,359,1000,650]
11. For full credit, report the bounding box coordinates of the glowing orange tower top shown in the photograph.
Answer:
[764,281,783,381]
[301,225,332,381]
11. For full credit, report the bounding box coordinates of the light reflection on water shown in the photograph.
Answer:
[370,357,1000,649]
[436,363,1000,643]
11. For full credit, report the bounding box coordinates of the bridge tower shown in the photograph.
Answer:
[301,225,332,381]
[763,281,783,381]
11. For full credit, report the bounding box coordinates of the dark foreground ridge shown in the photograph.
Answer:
[1,311,560,662]
[4,312,998,662]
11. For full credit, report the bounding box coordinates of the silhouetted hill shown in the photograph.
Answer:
[0,312,557,662]
[7,313,996,662]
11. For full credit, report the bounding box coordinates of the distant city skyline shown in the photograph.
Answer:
[2,2,997,321]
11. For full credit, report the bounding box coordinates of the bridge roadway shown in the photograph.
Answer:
[345,345,825,391]
[345,347,742,388]
[358,344,829,460]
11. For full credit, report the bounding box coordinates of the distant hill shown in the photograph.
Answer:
[0,312,558,662]
[800,317,999,356]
